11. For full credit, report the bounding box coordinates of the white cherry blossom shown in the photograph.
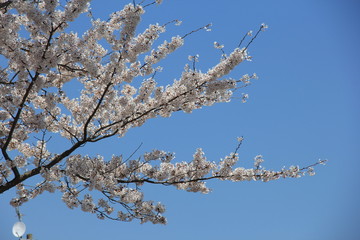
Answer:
[0,0,325,224]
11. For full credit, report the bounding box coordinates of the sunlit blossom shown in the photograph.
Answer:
[0,0,324,225]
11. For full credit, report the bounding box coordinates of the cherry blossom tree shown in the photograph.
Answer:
[0,0,325,224]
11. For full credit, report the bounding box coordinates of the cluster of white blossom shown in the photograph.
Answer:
[0,0,325,224]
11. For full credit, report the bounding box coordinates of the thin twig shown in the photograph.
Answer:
[182,24,211,39]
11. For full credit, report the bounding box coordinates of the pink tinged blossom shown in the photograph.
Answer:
[0,0,324,225]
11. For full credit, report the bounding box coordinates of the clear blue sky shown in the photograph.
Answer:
[1,0,359,239]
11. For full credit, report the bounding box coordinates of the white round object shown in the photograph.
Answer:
[12,221,26,237]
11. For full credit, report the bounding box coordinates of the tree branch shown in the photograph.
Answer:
[0,0,12,13]
[83,82,113,140]
[0,140,86,194]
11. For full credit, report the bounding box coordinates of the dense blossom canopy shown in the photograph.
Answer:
[0,0,325,224]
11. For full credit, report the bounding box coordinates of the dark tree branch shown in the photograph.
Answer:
[0,0,12,13]
[0,140,87,194]
[83,82,113,140]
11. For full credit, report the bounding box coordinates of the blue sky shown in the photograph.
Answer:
[1,0,359,239]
